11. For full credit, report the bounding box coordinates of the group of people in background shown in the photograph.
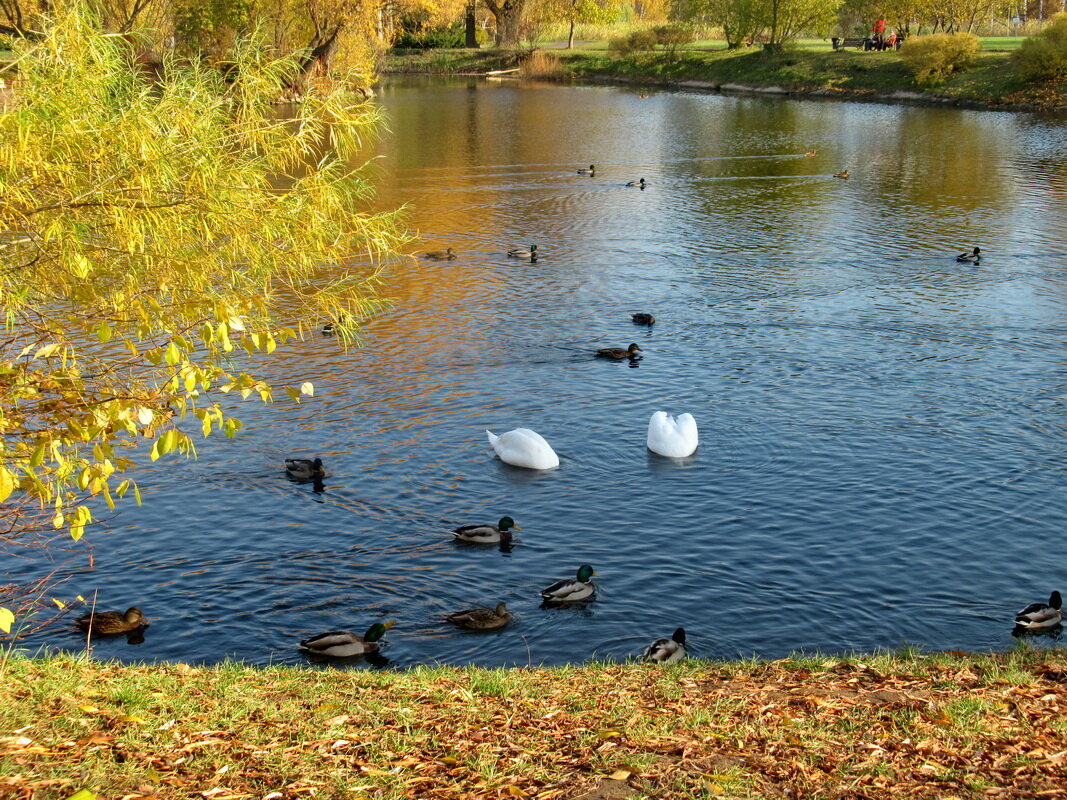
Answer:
[869,17,904,50]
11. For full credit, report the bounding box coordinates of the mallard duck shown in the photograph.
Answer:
[76,607,148,635]
[507,245,538,259]
[643,627,688,663]
[299,621,396,658]
[596,342,642,360]
[423,247,457,261]
[1014,591,1062,631]
[805,150,818,157]
[577,164,595,175]
[626,178,647,188]
[486,428,559,470]
[452,516,520,543]
[647,411,698,458]
[632,313,655,325]
[322,321,336,336]
[956,247,981,263]
[285,457,325,480]
[834,170,850,179]
[541,564,598,603]
[444,602,511,630]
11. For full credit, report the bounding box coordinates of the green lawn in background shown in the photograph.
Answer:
[544,36,1028,53]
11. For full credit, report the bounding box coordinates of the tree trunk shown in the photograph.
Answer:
[484,0,526,47]
[465,2,479,48]
[567,19,574,48]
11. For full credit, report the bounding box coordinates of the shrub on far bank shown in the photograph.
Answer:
[608,26,695,57]
[900,32,979,84]
[1013,12,1067,79]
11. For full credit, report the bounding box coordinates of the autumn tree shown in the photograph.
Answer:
[535,0,619,47]
[0,8,408,634]
[761,0,838,47]
[674,0,764,46]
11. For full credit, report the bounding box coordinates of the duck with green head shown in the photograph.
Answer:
[577,164,595,175]
[452,516,519,544]
[298,621,396,658]
[541,564,598,603]
[507,245,538,260]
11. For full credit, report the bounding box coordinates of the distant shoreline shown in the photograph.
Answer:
[381,47,1067,114]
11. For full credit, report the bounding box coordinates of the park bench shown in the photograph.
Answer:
[832,37,869,50]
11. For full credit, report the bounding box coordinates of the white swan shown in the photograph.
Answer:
[486,428,559,470]
[647,412,698,458]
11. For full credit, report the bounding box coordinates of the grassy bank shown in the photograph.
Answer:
[3,648,1066,798]
[380,47,1067,111]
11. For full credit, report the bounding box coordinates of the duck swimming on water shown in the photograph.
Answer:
[285,457,326,480]
[956,247,981,263]
[452,516,520,544]
[444,602,512,630]
[596,342,642,360]
[76,607,148,635]
[299,622,396,658]
[541,564,598,604]
[1014,591,1062,632]
[507,245,538,259]
[643,627,688,663]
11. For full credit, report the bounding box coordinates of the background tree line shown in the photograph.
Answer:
[1,0,1062,53]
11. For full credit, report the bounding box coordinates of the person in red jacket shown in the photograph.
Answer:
[872,17,887,49]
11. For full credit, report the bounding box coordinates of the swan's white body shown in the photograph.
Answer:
[646,412,698,458]
[486,428,559,470]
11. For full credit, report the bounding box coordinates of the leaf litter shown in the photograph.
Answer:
[0,649,1065,798]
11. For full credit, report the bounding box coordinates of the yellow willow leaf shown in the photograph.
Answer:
[30,443,47,466]
[184,370,196,392]
[202,415,211,437]
[71,254,91,278]
[0,466,15,502]
[34,342,61,360]
[228,316,246,332]
[96,321,111,343]
[164,341,181,365]
[265,334,276,354]
[136,406,155,426]
[53,512,65,529]
[300,382,314,396]
[160,429,177,454]
[0,607,14,633]
[53,598,66,608]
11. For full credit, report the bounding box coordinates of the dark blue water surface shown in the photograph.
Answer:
[15,80,1067,668]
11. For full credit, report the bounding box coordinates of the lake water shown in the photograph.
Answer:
[14,79,1067,668]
